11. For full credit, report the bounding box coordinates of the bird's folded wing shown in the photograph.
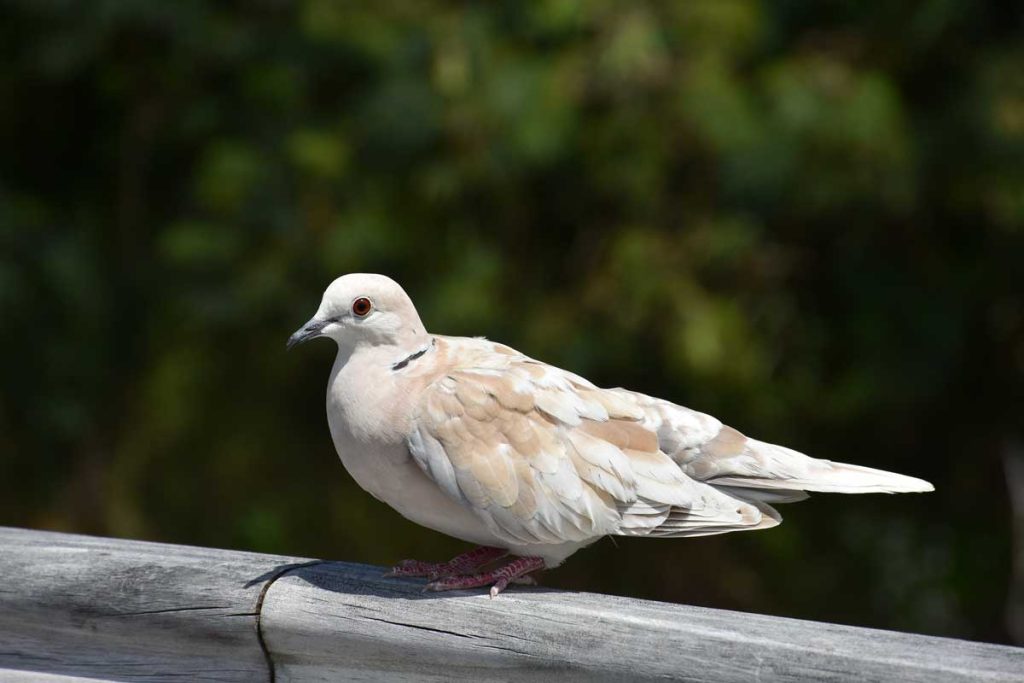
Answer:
[406,343,774,546]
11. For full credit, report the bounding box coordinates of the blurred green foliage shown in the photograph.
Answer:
[2,0,1022,644]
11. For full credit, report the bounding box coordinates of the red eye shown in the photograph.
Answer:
[352,297,372,317]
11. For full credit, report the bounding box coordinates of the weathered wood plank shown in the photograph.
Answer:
[2,527,1022,682]
[0,526,303,682]
[261,561,1024,682]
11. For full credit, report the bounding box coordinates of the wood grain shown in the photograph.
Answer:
[0,526,303,682]
[260,561,1024,682]
[2,526,1022,682]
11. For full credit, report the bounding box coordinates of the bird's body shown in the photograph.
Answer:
[290,273,933,595]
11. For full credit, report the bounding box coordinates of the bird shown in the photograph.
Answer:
[288,273,933,597]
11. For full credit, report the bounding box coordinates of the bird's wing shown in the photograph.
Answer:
[618,390,933,495]
[406,339,775,546]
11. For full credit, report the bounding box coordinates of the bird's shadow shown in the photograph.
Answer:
[245,559,558,601]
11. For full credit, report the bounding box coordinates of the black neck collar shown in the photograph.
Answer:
[392,338,435,371]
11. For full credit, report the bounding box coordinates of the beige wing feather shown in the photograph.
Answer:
[406,339,774,547]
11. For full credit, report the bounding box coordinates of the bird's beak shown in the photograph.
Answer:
[287,317,328,350]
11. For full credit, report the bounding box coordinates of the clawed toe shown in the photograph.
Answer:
[384,549,544,596]
[384,546,508,582]
[419,556,546,597]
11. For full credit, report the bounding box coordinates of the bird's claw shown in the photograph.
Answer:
[419,557,544,597]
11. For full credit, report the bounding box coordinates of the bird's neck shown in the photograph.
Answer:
[326,336,434,446]
[332,333,432,372]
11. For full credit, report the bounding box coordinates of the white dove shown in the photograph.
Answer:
[288,273,933,597]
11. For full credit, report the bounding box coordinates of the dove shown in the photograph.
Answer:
[288,273,933,597]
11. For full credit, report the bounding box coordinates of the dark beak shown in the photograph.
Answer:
[287,318,328,350]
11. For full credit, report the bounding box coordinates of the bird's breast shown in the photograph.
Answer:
[329,424,500,547]
[326,365,499,547]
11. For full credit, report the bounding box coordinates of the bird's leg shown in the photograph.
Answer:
[383,546,508,580]
[424,555,546,598]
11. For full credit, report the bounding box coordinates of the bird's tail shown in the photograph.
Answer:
[709,456,934,495]
[630,396,934,498]
[675,423,934,498]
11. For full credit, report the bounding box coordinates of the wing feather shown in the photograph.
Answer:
[406,338,773,546]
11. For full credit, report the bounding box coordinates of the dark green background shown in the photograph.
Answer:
[2,1,1022,645]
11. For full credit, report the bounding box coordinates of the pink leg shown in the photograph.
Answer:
[425,555,546,598]
[383,546,508,580]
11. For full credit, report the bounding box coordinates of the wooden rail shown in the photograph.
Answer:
[0,526,1021,682]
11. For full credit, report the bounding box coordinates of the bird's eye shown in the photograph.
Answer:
[351,297,373,317]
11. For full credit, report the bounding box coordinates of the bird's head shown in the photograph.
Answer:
[287,273,426,351]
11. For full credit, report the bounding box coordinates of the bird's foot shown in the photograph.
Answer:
[383,546,507,580]
[424,555,545,597]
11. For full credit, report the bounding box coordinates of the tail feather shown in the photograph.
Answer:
[706,442,934,495]
[709,468,933,494]
[678,425,934,495]
[633,396,934,497]
[714,485,810,504]
[646,500,783,538]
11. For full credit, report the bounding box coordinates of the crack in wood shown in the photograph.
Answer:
[475,642,536,657]
[102,605,231,617]
[252,561,325,683]
[350,612,537,658]
[358,613,478,639]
